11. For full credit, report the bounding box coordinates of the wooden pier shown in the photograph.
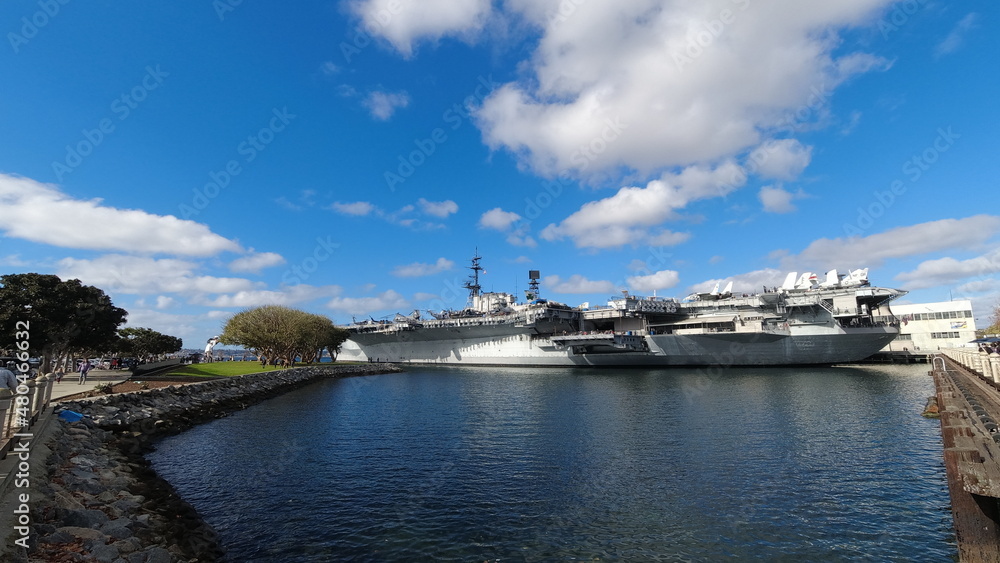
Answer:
[932,350,1000,562]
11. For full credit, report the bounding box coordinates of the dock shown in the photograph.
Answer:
[863,350,930,364]
[932,349,1000,562]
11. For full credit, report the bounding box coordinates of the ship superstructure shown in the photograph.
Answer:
[344,256,905,366]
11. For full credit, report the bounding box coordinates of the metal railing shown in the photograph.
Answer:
[0,373,55,459]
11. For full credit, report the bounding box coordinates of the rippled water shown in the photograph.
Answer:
[147,365,955,561]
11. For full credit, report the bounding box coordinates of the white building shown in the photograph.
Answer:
[881,300,977,352]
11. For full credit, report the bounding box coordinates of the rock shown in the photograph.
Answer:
[62,508,110,528]
[71,467,99,480]
[40,530,76,544]
[143,546,174,563]
[90,543,121,563]
[112,537,143,554]
[57,525,110,541]
[54,490,88,510]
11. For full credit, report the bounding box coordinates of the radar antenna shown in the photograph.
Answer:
[462,250,484,305]
[525,270,541,301]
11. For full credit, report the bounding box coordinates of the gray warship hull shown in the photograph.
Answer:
[342,324,899,367]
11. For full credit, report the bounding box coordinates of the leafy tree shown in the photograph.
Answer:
[323,324,350,361]
[117,327,183,361]
[0,273,128,372]
[986,301,1000,334]
[219,305,347,367]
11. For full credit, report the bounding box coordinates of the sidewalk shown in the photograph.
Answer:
[48,369,133,401]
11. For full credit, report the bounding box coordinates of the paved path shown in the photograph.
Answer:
[48,369,133,401]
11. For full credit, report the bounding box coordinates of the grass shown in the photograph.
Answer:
[161,362,274,378]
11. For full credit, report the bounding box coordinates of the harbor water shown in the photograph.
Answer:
[147,364,955,561]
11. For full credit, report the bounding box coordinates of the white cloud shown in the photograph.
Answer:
[330,201,377,216]
[627,259,649,272]
[627,270,681,293]
[418,198,459,217]
[543,274,615,294]
[747,139,812,180]
[392,257,455,277]
[123,309,201,346]
[936,13,978,58]
[541,161,742,249]
[895,248,1000,290]
[190,285,344,308]
[688,268,786,295]
[321,61,339,75]
[327,200,452,230]
[363,89,410,120]
[0,254,29,267]
[0,173,241,256]
[759,185,806,214]
[327,289,409,314]
[350,0,492,57]
[783,215,1000,271]
[57,254,259,295]
[56,254,343,309]
[229,251,286,273]
[472,0,892,178]
[956,279,999,296]
[479,207,521,230]
[477,208,536,246]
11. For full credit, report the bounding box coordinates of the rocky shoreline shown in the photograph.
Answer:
[10,364,402,562]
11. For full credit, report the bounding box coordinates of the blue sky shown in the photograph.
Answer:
[1,0,998,347]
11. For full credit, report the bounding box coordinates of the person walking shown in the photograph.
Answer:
[79,360,91,385]
[0,366,18,399]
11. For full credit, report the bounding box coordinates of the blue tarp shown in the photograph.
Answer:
[58,410,84,422]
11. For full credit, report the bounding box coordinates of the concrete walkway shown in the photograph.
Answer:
[48,369,133,401]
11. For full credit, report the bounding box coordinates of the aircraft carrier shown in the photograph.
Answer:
[342,255,905,367]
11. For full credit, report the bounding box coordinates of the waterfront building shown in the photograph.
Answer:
[880,300,976,352]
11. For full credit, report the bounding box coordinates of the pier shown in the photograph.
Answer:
[932,349,1000,562]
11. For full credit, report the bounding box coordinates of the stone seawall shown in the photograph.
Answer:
[6,364,402,562]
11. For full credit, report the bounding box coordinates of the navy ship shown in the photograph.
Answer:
[343,255,904,366]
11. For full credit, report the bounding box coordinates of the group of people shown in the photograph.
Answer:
[979,343,1000,355]
[0,361,95,392]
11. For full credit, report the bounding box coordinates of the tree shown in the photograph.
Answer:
[986,301,1000,335]
[116,327,183,361]
[219,305,347,367]
[0,273,128,372]
[323,324,351,362]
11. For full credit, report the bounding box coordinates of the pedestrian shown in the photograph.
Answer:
[79,360,91,385]
[0,366,18,398]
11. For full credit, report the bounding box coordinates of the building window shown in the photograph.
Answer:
[931,332,960,339]
[896,333,912,340]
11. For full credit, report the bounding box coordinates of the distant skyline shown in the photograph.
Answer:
[1,0,998,347]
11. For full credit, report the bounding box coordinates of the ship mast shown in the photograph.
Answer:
[525,270,540,301]
[463,250,483,306]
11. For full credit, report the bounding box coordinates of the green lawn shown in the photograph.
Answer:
[162,362,277,377]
